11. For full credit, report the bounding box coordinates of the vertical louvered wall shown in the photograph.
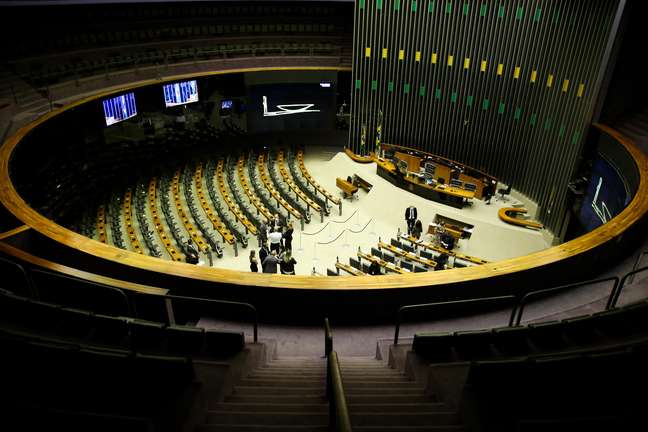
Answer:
[350,0,621,233]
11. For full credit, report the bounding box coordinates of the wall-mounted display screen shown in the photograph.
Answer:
[163,80,199,107]
[221,99,233,109]
[578,155,628,232]
[102,92,137,126]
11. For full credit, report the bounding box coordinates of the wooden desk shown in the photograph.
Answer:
[378,241,436,268]
[335,262,365,276]
[400,234,489,265]
[357,251,408,274]
[375,158,474,208]
[498,207,544,229]
[336,177,358,199]
[353,174,373,192]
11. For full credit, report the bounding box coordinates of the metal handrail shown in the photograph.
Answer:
[394,295,516,344]
[324,318,352,432]
[608,266,648,309]
[324,317,333,356]
[328,351,353,432]
[165,294,258,343]
[513,276,619,326]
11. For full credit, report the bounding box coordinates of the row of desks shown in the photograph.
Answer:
[147,177,184,261]
[195,164,235,245]
[257,153,302,221]
[216,159,257,236]
[237,154,274,222]
[277,150,322,214]
[172,168,209,253]
[122,189,144,255]
[297,149,341,206]
[400,234,489,265]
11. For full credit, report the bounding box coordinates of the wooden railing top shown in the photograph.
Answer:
[0,66,646,291]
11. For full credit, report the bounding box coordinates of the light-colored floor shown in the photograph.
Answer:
[196,147,551,274]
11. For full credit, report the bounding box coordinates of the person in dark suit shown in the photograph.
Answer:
[185,238,199,264]
[435,253,449,271]
[412,219,423,240]
[368,260,382,275]
[283,222,294,251]
[405,205,418,235]
[259,244,269,265]
[249,250,259,272]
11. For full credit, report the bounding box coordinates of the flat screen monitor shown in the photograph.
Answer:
[221,99,233,109]
[163,80,199,107]
[102,92,137,126]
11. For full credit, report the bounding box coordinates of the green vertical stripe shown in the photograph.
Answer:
[498,102,505,114]
[530,113,537,126]
[419,85,426,96]
[463,3,469,15]
[482,98,490,110]
[395,0,401,11]
[514,107,521,120]
[377,0,383,10]
[553,10,560,24]
[516,6,524,20]
[559,125,566,138]
[451,91,458,103]
[428,1,435,13]
[467,95,474,107]
[498,5,505,18]
[435,88,442,99]
[533,8,542,22]
[388,81,394,92]
[445,1,452,14]
[571,132,581,145]
[355,79,361,90]
[479,3,487,17]
[412,0,417,12]
[544,118,552,130]
[359,0,365,10]
[371,80,377,91]
[404,83,410,94]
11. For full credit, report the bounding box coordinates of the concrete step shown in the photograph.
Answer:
[343,381,424,389]
[250,369,327,377]
[345,387,424,395]
[233,386,325,396]
[347,402,448,413]
[225,394,327,404]
[346,394,434,404]
[209,403,327,413]
[205,411,328,426]
[239,378,324,387]
[260,365,326,371]
[341,375,413,383]
[197,425,328,432]
[350,412,459,427]
[353,426,464,432]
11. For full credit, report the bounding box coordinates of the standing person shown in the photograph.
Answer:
[283,222,294,251]
[262,250,280,273]
[185,237,199,264]
[268,228,282,254]
[405,205,418,235]
[258,219,268,247]
[279,251,297,275]
[259,243,269,265]
[435,253,449,271]
[272,213,283,233]
[249,250,259,272]
[412,219,423,240]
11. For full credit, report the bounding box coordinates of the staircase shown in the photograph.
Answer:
[196,355,463,431]
[198,357,329,431]
[339,357,463,432]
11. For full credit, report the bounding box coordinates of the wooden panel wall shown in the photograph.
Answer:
[350,0,622,232]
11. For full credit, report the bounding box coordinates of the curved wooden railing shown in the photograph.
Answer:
[0,67,647,292]
[344,147,374,163]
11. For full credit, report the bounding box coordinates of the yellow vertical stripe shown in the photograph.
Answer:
[365,47,371,58]
[464,58,470,69]
[382,48,388,59]
[577,83,585,98]
[514,66,520,79]
[480,60,487,72]
[399,49,405,60]
[431,53,438,64]
[531,70,537,83]
[448,55,454,67]
[415,51,421,62]
[497,64,503,76]
[547,74,554,87]
[562,79,570,92]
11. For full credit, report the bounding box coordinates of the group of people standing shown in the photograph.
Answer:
[249,214,297,274]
